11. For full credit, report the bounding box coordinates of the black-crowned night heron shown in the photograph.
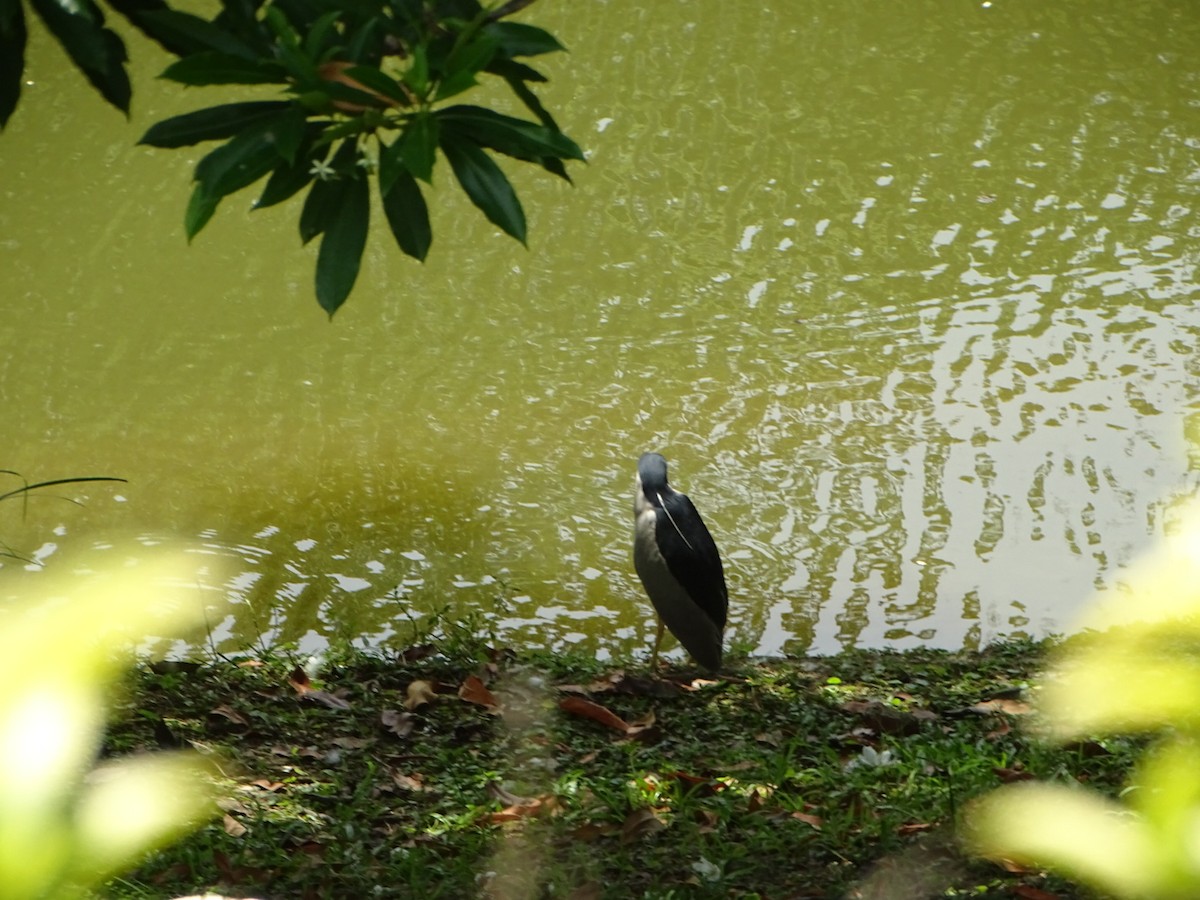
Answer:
[633,452,728,672]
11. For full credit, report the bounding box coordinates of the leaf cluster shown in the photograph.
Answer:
[1,0,582,315]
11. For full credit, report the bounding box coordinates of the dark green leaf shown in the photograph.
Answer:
[501,72,558,131]
[193,124,285,202]
[302,9,342,60]
[315,173,369,316]
[299,176,342,244]
[381,168,430,261]
[486,57,546,84]
[30,0,130,112]
[102,0,196,56]
[255,152,315,209]
[185,183,219,241]
[484,21,563,58]
[444,30,497,77]
[134,8,258,57]
[345,15,383,61]
[438,104,583,162]
[161,51,285,86]
[440,132,525,244]
[298,140,359,243]
[139,101,291,148]
[401,43,429,94]
[432,68,476,102]
[0,0,26,127]
[380,114,437,192]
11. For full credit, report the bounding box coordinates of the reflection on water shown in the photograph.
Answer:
[1,0,1198,658]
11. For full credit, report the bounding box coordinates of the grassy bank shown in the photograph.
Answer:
[102,639,1135,899]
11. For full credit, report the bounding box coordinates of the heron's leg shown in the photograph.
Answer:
[650,615,665,669]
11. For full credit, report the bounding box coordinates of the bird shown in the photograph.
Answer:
[632,452,728,672]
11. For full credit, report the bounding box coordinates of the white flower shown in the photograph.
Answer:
[846,746,896,770]
[309,159,337,180]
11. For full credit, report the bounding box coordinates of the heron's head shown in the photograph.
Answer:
[637,452,670,498]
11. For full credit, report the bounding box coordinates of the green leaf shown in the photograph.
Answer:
[0,0,27,127]
[102,0,198,56]
[440,132,525,245]
[255,152,315,209]
[381,168,430,262]
[303,9,343,60]
[432,68,477,102]
[380,113,437,193]
[184,183,219,241]
[161,51,285,86]
[139,101,292,148]
[486,57,546,84]
[299,176,342,244]
[500,72,558,131]
[445,30,497,76]
[437,104,583,162]
[401,43,429,95]
[30,0,130,112]
[484,21,564,58]
[192,119,291,205]
[134,8,258,58]
[315,173,369,316]
[298,140,358,244]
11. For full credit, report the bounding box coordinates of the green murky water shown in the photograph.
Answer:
[2,0,1198,659]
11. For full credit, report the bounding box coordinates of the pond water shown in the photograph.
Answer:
[2,0,1198,659]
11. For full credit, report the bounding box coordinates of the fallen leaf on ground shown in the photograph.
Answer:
[791,811,823,829]
[559,696,630,733]
[621,808,667,843]
[246,779,284,792]
[222,814,247,838]
[208,705,250,728]
[458,674,499,709]
[897,822,936,836]
[404,680,438,710]
[331,736,372,749]
[392,772,426,792]
[381,709,414,737]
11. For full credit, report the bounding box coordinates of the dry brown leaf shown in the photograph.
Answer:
[222,814,247,838]
[392,772,425,792]
[381,708,414,738]
[331,736,371,749]
[791,811,823,830]
[971,698,1033,716]
[404,680,438,711]
[621,807,667,844]
[458,674,499,709]
[897,821,936,836]
[208,705,250,728]
[247,779,284,792]
[559,696,631,733]
[994,765,1036,784]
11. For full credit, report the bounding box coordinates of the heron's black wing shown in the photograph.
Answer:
[654,491,728,630]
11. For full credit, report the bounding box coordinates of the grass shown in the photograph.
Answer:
[99,636,1138,899]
